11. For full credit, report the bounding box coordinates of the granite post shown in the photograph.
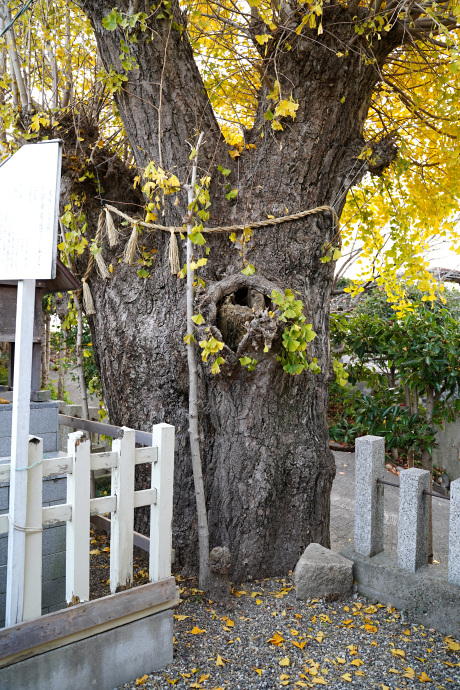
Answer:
[398,468,430,572]
[354,435,385,557]
[448,478,460,586]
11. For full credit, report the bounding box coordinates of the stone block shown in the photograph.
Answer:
[30,390,52,402]
[294,543,353,600]
[0,486,8,512]
[398,468,430,572]
[43,552,66,582]
[0,535,7,564]
[0,407,12,437]
[42,577,66,609]
[30,406,58,436]
[42,476,66,504]
[42,525,66,556]
[354,435,385,557]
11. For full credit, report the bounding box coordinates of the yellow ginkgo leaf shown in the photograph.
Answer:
[350,659,364,667]
[312,677,327,685]
[336,657,346,664]
[280,673,290,680]
[216,654,225,666]
[188,626,206,635]
[135,676,148,686]
[174,615,189,621]
[341,673,353,682]
[418,672,432,682]
[390,648,405,658]
[268,632,284,645]
[279,657,290,666]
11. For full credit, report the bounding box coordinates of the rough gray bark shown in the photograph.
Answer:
[73,1,401,581]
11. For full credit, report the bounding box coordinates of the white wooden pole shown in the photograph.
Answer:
[23,436,43,621]
[6,278,36,627]
[150,423,175,582]
[110,427,135,593]
[66,430,91,604]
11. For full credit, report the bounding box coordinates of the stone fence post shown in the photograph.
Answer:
[398,468,430,572]
[354,435,385,557]
[449,478,460,586]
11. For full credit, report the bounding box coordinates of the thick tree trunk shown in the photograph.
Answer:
[76,1,397,580]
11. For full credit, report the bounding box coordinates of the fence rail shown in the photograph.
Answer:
[3,422,174,625]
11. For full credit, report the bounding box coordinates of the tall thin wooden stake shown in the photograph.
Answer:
[185,132,210,590]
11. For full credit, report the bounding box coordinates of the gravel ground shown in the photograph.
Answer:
[117,576,460,690]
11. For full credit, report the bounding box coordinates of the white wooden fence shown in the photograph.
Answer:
[0,423,174,624]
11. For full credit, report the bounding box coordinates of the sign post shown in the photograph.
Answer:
[0,141,62,626]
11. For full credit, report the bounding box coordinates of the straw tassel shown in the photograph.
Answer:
[94,250,111,280]
[123,224,139,265]
[82,280,96,315]
[104,207,118,247]
[168,228,180,275]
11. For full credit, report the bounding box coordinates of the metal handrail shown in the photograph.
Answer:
[376,477,450,501]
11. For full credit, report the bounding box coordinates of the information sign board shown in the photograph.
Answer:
[0,140,62,280]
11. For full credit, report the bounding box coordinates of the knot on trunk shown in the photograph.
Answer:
[209,546,232,574]
[367,135,398,176]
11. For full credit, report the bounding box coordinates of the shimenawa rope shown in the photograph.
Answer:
[81,203,339,313]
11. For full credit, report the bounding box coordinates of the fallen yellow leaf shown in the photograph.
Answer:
[341,673,352,682]
[174,615,189,621]
[198,674,209,683]
[315,631,325,643]
[216,654,224,666]
[253,668,263,675]
[336,657,346,664]
[280,673,290,680]
[188,626,206,635]
[312,677,327,685]
[292,639,308,650]
[268,631,284,646]
[89,549,100,555]
[418,672,432,682]
[279,657,290,667]
[350,659,363,667]
[135,676,148,686]
[364,624,377,633]
[388,668,399,673]
[445,637,460,652]
[390,648,405,658]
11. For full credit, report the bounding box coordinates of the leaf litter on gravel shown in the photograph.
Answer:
[118,576,460,689]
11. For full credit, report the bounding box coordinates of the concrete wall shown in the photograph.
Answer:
[433,418,460,481]
[0,609,173,690]
[0,400,59,458]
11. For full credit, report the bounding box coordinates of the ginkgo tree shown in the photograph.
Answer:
[1,0,460,582]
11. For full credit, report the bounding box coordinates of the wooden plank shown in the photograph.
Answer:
[66,432,90,604]
[134,488,157,509]
[6,278,36,627]
[0,464,10,483]
[58,415,153,447]
[43,455,72,477]
[42,504,72,526]
[0,577,177,668]
[90,451,117,472]
[90,495,116,516]
[150,424,175,582]
[90,515,151,554]
[0,454,73,482]
[23,437,43,621]
[0,514,8,534]
[110,428,135,594]
[134,446,158,465]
